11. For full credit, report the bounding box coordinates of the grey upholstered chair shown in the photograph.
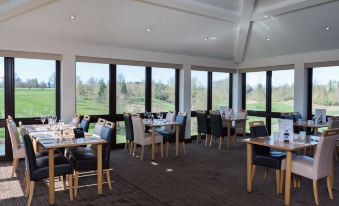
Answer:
[328,116,339,160]
[281,129,339,205]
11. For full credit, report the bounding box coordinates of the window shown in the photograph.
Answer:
[246,71,266,111]
[312,66,339,116]
[212,72,230,110]
[272,70,294,113]
[116,122,126,144]
[152,67,176,112]
[15,58,56,117]
[76,62,109,115]
[116,65,145,114]
[191,70,208,111]
[246,116,266,132]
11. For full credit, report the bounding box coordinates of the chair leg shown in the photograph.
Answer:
[125,140,128,150]
[27,181,35,206]
[210,135,213,147]
[133,143,137,156]
[68,174,73,201]
[106,169,112,190]
[293,175,297,188]
[205,134,209,147]
[11,158,19,178]
[297,176,301,188]
[280,170,285,194]
[313,180,319,206]
[141,145,145,161]
[25,174,30,197]
[62,175,67,190]
[129,142,134,155]
[264,168,269,179]
[275,170,281,194]
[182,142,186,156]
[166,142,169,158]
[219,137,222,150]
[197,133,201,144]
[74,171,79,198]
[327,176,334,199]
[160,142,164,159]
[252,165,256,182]
[233,134,237,146]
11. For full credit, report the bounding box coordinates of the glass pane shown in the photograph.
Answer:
[0,57,4,118]
[246,72,266,111]
[272,70,294,112]
[116,121,126,144]
[15,58,56,117]
[271,118,279,133]
[76,62,109,115]
[152,67,175,112]
[117,65,145,114]
[313,66,339,116]
[212,72,229,110]
[191,70,208,111]
[246,116,266,133]
[191,117,198,136]
[0,128,5,156]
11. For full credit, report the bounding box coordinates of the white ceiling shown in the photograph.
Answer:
[0,0,338,63]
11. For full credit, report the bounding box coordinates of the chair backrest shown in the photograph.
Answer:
[79,115,91,132]
[23,134,37,178]
[328,116,339,129]
[123,113,134,141]
[165,112,176,122]
[71,114,80,127]
[249,121,270,155]
[100,122,114,165]
[93,118,106,136]
[292,112,303,122]
[313,129,339,179]
[175,112,187,140]
[6,118,21,158]
[131,116,145,144]
[196,110,209,134]
[209,110,223,136]
[281,113,293,120]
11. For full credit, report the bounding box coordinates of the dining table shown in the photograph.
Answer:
[293,121,328,135]
[144,120,180,160]
[24,124,107,205]
[242,135,323,206]
[222,116,248,148]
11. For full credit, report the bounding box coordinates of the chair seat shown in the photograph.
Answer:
[281,155,314,180]
[253,152,286,169]
[31,155,72,181]
[134,133,163,145]
[158,131,182,143]
[67,147,109,171]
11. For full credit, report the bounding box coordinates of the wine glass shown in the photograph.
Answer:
[159,113,163,120]
[41,115,46,124]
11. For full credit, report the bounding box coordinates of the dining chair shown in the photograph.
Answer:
[123,113,134,155]
[158,112,187,158]
[234,109,247,143]
[70,121,115,197]
[328,116,339,160]
[23,134,74,206]
[281,129,339,205]
[93,118,106,136]
[6,117,25,177]
[196,110,210,146]
[210,110,234,149]
[132,116,163,160]
[79,115,91,132]
[249,121,286,194]
[71,114,81,127]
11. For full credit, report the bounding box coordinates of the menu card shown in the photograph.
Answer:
[315,109,326,124]
[278,119,294,141]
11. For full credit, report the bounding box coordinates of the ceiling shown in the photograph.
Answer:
[0,0,338,63]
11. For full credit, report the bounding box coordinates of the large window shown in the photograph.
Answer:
[76,62,109,115]
[116,65,145,114]
[152,67,176,112]
[15,58,56,117]
[272,70,294,112]
[212,72,230,110]
[191,70,208,111]
[246,71,266,111]
[312,66,339,116]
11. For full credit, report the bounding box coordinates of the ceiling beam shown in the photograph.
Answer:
[136,0,240,24]
[233,0,254,63]
[252,0,336,21]
[0,0,57,23]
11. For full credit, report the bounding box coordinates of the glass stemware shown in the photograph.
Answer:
[41,115,46,124]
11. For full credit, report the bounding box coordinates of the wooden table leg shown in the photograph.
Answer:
[97,144,103,195]
[284,151,293,206]
[175,125,179,158]
[48,149,55,205]
[151,127,156,161]
[227,121,231,149]
[330,159,334,189]
[246,143,253,192]
[314,127,318,135]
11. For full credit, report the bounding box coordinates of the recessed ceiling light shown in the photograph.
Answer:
[264,15,268,18]
[69,15,76,20]
[204,37,209,41]
[146,28,152,32]
[325,26,331,31]
[209,36,217,40]
[266,37,271,41]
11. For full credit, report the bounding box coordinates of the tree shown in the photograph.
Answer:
[48,72,56,88]
[121,79,128,95]
[98,78,107,98]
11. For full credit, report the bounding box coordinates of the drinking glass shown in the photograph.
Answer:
[273,132,279,142]
[159,114,163,120]
[41,116,46,124]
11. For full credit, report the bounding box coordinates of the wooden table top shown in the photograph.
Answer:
[242,136,319,151]
[23,124,74,133]
[31,131,107,149]
[293,122,328,128]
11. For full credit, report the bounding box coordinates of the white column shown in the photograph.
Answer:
[60,53,76,122]
[180,64,191,139]
[294,62,308,118]
[232,72,242,112]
